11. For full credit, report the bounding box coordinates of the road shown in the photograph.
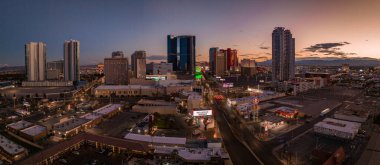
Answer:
[213,103,262,165]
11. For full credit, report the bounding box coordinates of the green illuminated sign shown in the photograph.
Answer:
[195,66,202,79]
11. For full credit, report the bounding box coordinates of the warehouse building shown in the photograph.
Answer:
[6,120,34,134]
[0,134,28,163]
[314,118,361,140]
[132,99,177,114]
[19,125,47,142]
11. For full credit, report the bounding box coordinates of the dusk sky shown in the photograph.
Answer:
[1,0,380,66]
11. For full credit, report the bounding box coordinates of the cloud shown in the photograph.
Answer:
[232,44,240,47]
[146,55,166,60]
[303,42,356,57]
[252,56,269,60]
[239,54,257,57]
[259,46,270,50]
[257,42,270,50]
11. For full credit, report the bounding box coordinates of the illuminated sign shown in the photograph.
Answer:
[146,75,167,81]
[193,110,212,116]
[223,83,233,88]
[195,66,202,79]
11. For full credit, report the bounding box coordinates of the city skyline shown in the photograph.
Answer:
[1,0,380,66]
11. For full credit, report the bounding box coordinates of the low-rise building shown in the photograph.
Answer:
[273,106,299,119]
[314,118,361,140]
[94,80,194,97]
[53,118,90,138]
[6,120,34,134]
[124,133,186,146]
[0,134,28,162]
[19,125,47,142]
[153,146,228,164]
[79,112,103,127]
[187,93,203,111]
[21,81,73,87]
[92,104,122,118]
[94,85,159,97]
[334,107,369,123]
[132,99,177,114]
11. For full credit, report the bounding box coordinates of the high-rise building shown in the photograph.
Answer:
[215,49,227,76]
[64,40,80,82]
[209,47,227,76]
[25,42,46,81]
[225,48,238,71]
[104,51,129,85]
[131,51,146,79]
[272,27,295,82]
[167,35,196,74]
[209,47,218,73]
[46,60,64,80]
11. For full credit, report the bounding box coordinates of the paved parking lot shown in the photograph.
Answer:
[275,86,362,118]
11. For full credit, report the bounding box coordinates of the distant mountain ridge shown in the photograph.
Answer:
[258,57,380,66]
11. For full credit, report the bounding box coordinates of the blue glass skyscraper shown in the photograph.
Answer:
[167,35,196,74]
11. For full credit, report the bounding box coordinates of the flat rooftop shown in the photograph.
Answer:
[95,85,155,90]
[158,80,194,87]
[188,93,202,100]
[20,125,46,136]
[53,118,90,132]
[314,118,361,134]
[80,112,102,120]
[124,133,186,145]
[6,120,33,131]
[0,134,26,155]
[93,104,122,115]
[154,146,227,161]
[274,106,298,113]
[136,99,176,106]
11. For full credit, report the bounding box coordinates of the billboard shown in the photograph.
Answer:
[193,110,213,117]
[222,83,234,88]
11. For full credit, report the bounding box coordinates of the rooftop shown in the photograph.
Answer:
[80,112,102,120]
[124,133,186,145]
[158,80,194,87]
[20,125,46,136]
[154,146,228,161]
[6,120,33,131]
[0,134,26,155]
[20,133,148,165]
[136,99,176,106]
[188,93,202,100]
[93,104,122,115]
[95,85,155,90]
[274,106,298,113]
[314,118,361,134]
[53,118,90,132]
